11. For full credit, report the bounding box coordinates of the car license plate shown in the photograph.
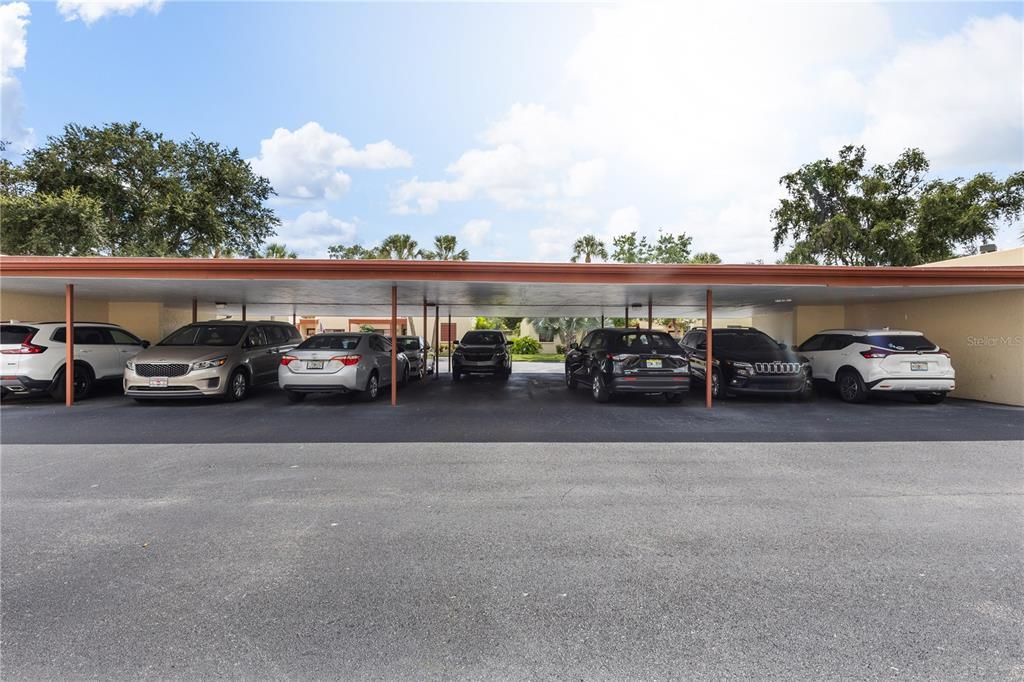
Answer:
[148,377,168,388]
[645,359,662,369]
[910,361,927,371]
[306,360,324,370]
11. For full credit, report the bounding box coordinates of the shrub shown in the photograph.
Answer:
[555,344,566,354]
[510,336,542,354]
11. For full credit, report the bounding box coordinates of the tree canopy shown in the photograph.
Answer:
[255,243,297,259]
[610,229,717,264]
[421,234,469,261]
[327,233,470,261]
[0,122,279,257]
[571,235,607,263]
[771,145,1024,266]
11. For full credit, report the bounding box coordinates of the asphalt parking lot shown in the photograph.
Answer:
[2,365,1022,444]
[3,440,1021,680]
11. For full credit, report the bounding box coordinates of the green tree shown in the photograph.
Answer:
[570,234,608,263]
[1,122,278,257]
[610,229,696,264]
[327,244,377,259]
[473,317,496,330]
[421,234,469,261]
[771,145,1024,265]
[255,243,298,259]
[690,252,722,264]
[526,317,599,345]
[377,233,420,260]
[611,232,650,263]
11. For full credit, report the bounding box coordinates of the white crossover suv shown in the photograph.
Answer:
[797,329,955,404]
[1,321,150,401]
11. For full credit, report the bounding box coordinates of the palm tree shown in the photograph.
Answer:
[526,317,599,346]
[571,234,607,263]
[377,233,420,260]
[260,243,298,259]
[421,234,469,261]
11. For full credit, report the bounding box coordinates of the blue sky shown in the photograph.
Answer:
[2,1,1022,262]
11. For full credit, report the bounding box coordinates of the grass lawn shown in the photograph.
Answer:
[512,353,565,362]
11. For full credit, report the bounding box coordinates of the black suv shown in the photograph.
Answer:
[680,327,813,400]
[565,328,690,403]
[452,330,511,381]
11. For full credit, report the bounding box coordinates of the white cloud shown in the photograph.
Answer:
[460,218,492,246]
[0,1,32,155]
[57,0,164,24]
[606,206,641,236]
[861,15,1023,166]
[392,103,606,214]
[250,122,412,201]
[274,210,358,258]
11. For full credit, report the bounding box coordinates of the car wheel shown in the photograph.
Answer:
[591,373,611,403]
[418,362,426,380]
[797,382,815,402]
[50,363,94,402]
[359,372,380,402]
[665,392,684,403]
[837,369,867,403]
[452,370,462,382]
[224,368,249,402]
[400,365,410,387]
[710,367,726,400]
[286,390,306,403]
[915,392,946,405]
[565,365,576,390]
[500,366,510,381]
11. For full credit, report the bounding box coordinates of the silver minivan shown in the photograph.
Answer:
[124,320,302,401]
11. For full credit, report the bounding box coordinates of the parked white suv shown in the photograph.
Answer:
[1,321,149,401]
[797,329,955,404]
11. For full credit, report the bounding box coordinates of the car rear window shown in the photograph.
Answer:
[613,332,680,353]
[462,331,503,345]
[159,325,245,347]
[397,338,421,351]
[297,335,361,351]
[864,334,936,352]
[1,325,36,344]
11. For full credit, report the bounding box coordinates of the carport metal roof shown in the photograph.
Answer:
[3,256,1022,318]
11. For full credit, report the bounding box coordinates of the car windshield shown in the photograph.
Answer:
[297,335,361,351]
[462,332,503,345]
[397,338,421,351]
[613,332,680,353]
[159,325,245,347]
[711,330,780,352]
[864,334,936,351]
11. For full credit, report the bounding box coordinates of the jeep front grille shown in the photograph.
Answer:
[753,362,801,375]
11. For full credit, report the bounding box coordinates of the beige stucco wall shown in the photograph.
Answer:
[751,310,795,345]
[107,302,163,343]
[0,291,110,324]
[920,246,1024,267]
[845,290,1024,406]
[794,305,846,346]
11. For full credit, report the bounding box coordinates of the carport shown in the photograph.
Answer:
[1,256,1022,407]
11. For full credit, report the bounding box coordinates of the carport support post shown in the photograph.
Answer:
[191,297,197,323]
[624,306,629,329]
[422,300,427,352]
[433,306,440,379]
[705,288,713,409]
[648,299,653,329]
[391,286,398,406]
[64,284,74,407]
[447,312,452,372]
[241,305,246,321]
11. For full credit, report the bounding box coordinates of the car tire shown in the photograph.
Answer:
[710,367,727,400]
[837,369,867,403]
[665,392,684,403]
[50,363,94,402]
[565,365,576,390]
[591,373,611,403]
[915,392,946,405]
[797,382,815,402]
[399,365,410,387]
[286,390,306,403]
[500,366,511,381]
[224,368,249,402]
[359,372,380,402]
[418,362,426,381]
[452,370,462,382]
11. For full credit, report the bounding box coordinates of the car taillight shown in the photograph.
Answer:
[860,348,892,359]
[938,348,950,358]
[332,355,361,366]
[280,355,297,366]
[0,332,46,354]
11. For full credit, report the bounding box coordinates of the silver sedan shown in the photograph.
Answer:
[277,332,408,403]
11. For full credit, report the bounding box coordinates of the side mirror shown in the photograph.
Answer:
[569,342,579,350]
[778,342,788,350]
[424,344,431,351]
[141,340,151,348]
[453,340,460,346]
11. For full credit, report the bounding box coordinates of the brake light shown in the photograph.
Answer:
[1,332,46,354]
[332,355,361,366]
[938,348,950,358]
[860,348,892,359]
[280,355,297,366]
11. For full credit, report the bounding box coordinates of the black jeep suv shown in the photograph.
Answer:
[680,327,813,400]
[565,328,690,403]
[452,330,512,381]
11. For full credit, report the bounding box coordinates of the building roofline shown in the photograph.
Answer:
[2,256,1022,288]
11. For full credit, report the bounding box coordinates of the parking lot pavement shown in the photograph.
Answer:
[2,367,1022,444]
[2,441,1021,680]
